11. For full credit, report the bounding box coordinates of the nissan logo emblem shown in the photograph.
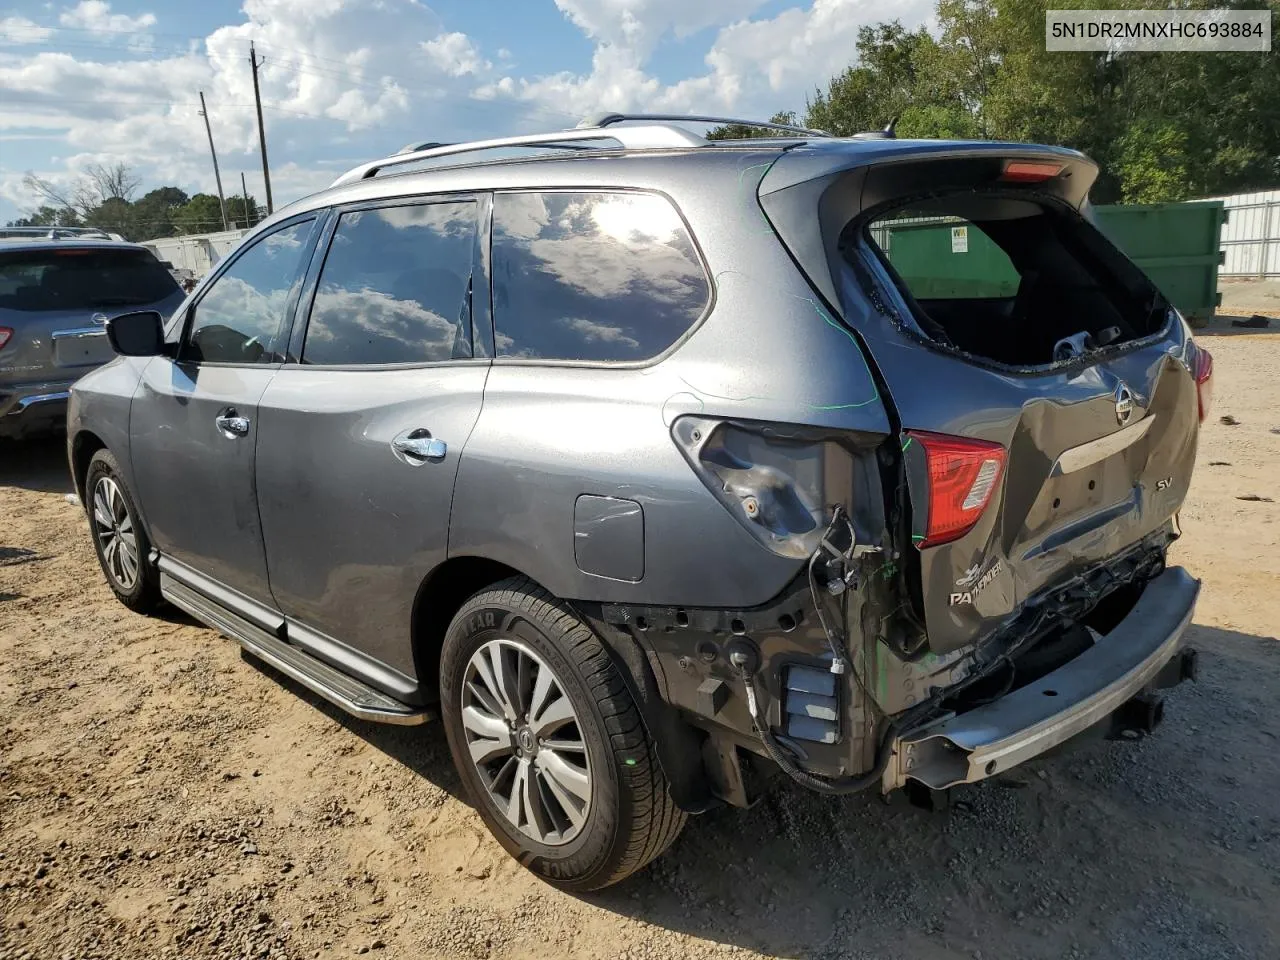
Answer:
[1114,383,1134,425]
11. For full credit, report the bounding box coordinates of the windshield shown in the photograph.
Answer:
[0,247,181,312]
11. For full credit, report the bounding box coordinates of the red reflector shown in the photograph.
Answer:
[907,431,1007,548]
[0,326,12,350]
[1000,161,1063,183]
[1192,344,1213,423]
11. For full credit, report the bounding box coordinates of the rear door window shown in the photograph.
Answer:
[491,191,709,362]
[0,247,179,312]
[185,219,315,364]
[301,200,477,365]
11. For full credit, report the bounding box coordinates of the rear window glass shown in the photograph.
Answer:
[870,215,1021,300]
[491,191,709,362]
[863,198,1160,367]
[0,247,180,312]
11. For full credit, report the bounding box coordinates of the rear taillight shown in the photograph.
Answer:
[1192,345,1213,423]
[907,431,1007,548]
[0,327,12,351]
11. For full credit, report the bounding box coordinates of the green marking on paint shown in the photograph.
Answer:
[624,758,637,766]
[901,437,913,453]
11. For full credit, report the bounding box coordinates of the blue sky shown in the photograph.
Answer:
[0,0,933,231]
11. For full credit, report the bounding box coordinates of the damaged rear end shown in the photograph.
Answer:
[746,139,1207,796]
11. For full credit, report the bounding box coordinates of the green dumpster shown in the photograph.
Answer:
[1093,201,1225,321]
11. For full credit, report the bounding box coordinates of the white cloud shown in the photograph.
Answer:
[0,15,55,43]
[422,32,490,78]
[478,0,934,120]
[552,0,768,56]
[0,0,466,228]
[0,0,938,229]
[59,1,156,34]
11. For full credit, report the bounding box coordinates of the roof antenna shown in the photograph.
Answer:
[882,117,897,139]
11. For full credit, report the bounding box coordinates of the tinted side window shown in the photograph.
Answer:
[491,191,709,362]
[302,201,476,365]
[186,219,314,364]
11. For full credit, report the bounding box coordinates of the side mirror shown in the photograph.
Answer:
[105,310,165,357]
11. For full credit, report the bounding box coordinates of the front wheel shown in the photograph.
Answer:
[439,577,686,890]
[84,449,161,613]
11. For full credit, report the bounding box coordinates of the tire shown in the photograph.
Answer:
[439,576,686,891]
[84,449,161,614]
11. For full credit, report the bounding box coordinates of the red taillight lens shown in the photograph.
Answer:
[1192,345,1213,423]
[0,327,12,351]
[999,160,1063,183]
[907,431,1007,548]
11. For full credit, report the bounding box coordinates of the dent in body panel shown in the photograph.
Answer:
[574,495,644,582]
[896,335,1198,654]
[452,159,891,609]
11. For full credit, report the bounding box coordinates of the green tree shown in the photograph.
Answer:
[805,23,949,136]
[130,186,191,240]
[795,0,1280,203]
[225,194,261,229]
[173,194,228,235]
[1112,121,1193,203]
[6,205,81,228]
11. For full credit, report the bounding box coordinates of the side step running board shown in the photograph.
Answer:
[161,574,432,726]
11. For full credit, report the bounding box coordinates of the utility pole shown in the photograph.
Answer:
[250,42,274,215]
[198,91,229,231]
[240,171,252,227]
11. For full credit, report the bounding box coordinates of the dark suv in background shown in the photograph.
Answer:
[68,114,1210,890]
[0,229,183,439]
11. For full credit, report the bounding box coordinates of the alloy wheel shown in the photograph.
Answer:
[93,476,139,591]
[460,638,591,846]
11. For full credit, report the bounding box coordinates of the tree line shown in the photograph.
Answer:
[709,0,1278,204]
[7,162,262,242]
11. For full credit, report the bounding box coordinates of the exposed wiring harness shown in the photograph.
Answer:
[734,652,900,796]
[737,513,1168,796]
[731,506,903,795]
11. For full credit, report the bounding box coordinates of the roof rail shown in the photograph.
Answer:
[332,123,707,187]
[578,112,833,139]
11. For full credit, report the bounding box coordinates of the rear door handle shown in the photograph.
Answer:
[392,428,447,465]
[215,410,250,438]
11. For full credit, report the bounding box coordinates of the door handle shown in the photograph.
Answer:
[215,410,250,438]
[391,428,447,465]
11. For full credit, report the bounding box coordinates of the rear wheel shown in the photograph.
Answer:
[439,577,685,890]
[85,449,161,613]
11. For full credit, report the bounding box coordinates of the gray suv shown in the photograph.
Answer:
[68,114,1211,890]
[1,230,183,438]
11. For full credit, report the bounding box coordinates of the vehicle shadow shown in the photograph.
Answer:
[251,624,1280,958]
[241,653,464,800]
[580,623,1280,958]
[0,435,74,494]
[1197,314,1280,337]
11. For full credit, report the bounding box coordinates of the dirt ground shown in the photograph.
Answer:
[2,333,1279,960]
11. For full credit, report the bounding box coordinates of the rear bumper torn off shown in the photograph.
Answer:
[884,566,1200,792]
